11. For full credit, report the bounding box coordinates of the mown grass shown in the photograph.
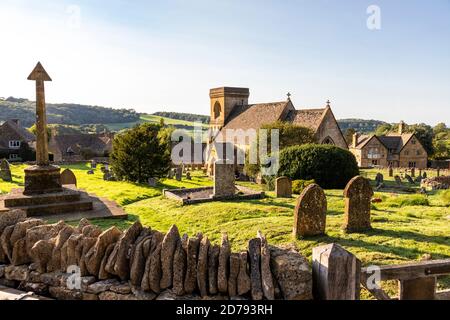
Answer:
[1,163,450,299]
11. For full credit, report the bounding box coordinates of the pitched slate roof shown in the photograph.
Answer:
[0,120,36,149]
[52,134,113,155]
[222,101,290,131]
[353,133,416,153]
[285,108,328,131]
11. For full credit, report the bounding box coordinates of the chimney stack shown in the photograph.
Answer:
[352,133,359,148]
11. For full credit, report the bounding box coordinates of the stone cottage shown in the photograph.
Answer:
[48,132,114,162]
[349,121,428,168]
[0,119,36,162]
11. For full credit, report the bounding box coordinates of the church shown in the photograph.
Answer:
[206,87,347,173]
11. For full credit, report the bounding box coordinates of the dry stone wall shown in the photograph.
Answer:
[0,210,312,300]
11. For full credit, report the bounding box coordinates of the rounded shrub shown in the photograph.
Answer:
[292,179,316,194]
[278,144,359,189]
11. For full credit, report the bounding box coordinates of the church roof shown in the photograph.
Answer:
[285,108,328,131]
[222,101,290,131]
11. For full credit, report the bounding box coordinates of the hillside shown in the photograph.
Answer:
[337,119,387,134]
[0,97,139,127]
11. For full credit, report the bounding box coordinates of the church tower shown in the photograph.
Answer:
[209,87,249,130]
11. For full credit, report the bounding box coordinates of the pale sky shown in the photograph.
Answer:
[0,0,449,125]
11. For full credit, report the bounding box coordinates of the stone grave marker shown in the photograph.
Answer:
[60,169,77,186]
[91,160,97,169]
[167,169,174,179]
[405,174,415,185]
[388,166,393,177]
[375,173,384,187]
[422,171,427,179]
[213,160,235,198]
[411,168,416,177]
[186,172,191,180]
[293,184,327,237]
[0,159,12,182]
[275,177,292,198]
[343,176,373,232]
[394,175,402,186]
[175,167,182,181]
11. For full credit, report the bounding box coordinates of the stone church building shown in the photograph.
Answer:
[206,87,347,173]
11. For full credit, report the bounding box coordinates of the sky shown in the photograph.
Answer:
[0,0,449,125]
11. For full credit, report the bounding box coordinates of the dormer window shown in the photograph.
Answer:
[9,140,21,149]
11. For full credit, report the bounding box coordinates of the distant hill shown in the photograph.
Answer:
[0,97,140,128]
[153,112,210,124]
[337,119,388,134]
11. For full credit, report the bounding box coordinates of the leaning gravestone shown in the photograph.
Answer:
[375,173,384,187]
[293,184,327,238]
[388,167,393,177]
[60,169,77,186]
[394,175,402,186]
[411,168,415,177]
[343,176,373,233]
[275,177,292,198]
[0,159,12,182]
[405,174,415,185]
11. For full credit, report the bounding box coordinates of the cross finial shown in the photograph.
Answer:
[326,99,331,107]
[287,92,291,101]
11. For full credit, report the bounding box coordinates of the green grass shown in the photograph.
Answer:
[104,114,209,132]
[1,164,450,298]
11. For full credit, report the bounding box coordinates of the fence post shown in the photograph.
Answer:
[312,243,361,300]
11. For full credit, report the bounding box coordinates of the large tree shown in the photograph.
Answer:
[110,123,172,183]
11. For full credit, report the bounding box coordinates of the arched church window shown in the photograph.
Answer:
[322,137,335,145]
[213,101,221,119]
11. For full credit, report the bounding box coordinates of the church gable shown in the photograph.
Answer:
[314,107,348,149]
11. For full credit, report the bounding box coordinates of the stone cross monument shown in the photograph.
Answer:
[24,62,62,195]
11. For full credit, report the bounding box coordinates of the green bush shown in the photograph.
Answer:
[278,144,359,189]
[385,195,430,208]
[292,179,316,194]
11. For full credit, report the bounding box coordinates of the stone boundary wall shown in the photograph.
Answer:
[421,176,450,190]
[0,210,312,300]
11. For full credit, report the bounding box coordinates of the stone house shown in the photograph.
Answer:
[0,119,36,162]
[206,87,347,173]
[48,132,114,162]
[349,122,428,168]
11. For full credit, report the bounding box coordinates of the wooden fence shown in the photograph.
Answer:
[312,243,450,300]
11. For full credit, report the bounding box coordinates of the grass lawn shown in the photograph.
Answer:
[1,163,450,298]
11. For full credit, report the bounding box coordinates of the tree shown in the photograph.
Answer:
[261,121,315,150]
[278,144,359,189]
[18,142,35,161]
[110,123,172,183]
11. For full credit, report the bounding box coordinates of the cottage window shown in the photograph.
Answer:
[367,147,381,159]
[9,140,21,149]
[408,162,416,168]
[9,154,19,160]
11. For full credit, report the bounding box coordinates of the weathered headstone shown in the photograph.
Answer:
[186,172,191,181]
[147,178,157,187]
[437,168,440,177]
[175,167,182,181]
[388,166,393,177]
[394,175,402,186]
[91,161,97,169]
[275,177,292,198]
[61,169,77,186]
[411,168,415,177]
[0,159,12,182]
[343,176,373,233]
[422,171,427,179]
[405,174,415,185]
[375,173,384,187]
[213,160,235,198]
[312,243,361,300]
[293,184,327,238]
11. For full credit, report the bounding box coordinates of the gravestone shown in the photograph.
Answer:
[437,168,440,177]
[167,169,174,179]
[388,166,393,177]
[60,169,77,186]
[103,172,113,181]
[343,176,373,232]
[275,177,292,198]
[213,160,235,198]
[148,178,157,187]
[91,161,97,169]
[405,174,415,185]
[411,168,415,177]
[394,175,402,186]
[375,173,384,187]
[293,184,327,238]
[186,172,191,181]
[422,171,427,179]
[0,159,12,182]
[175,167,182,182]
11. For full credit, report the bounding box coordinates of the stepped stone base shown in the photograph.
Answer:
[24,165,63,195]
[0,185,127,221]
